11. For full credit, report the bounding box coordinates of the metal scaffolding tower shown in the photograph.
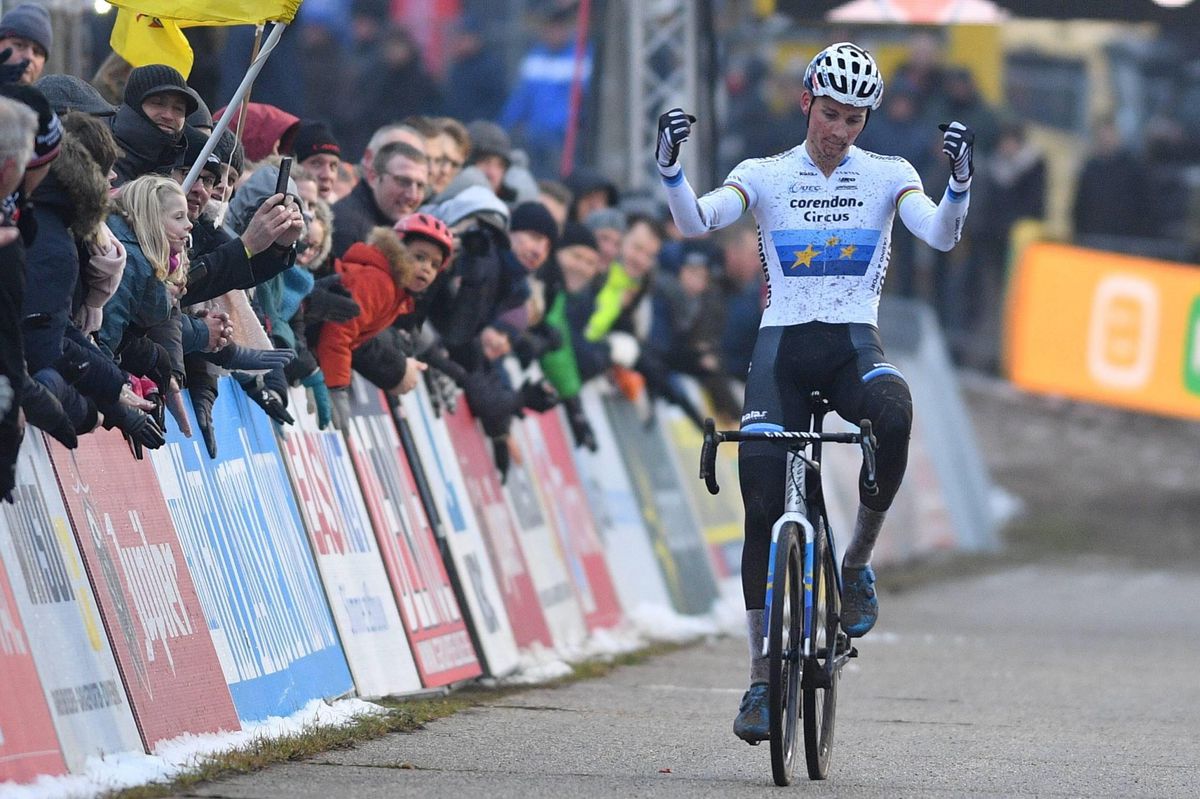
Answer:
[597,0,716,193]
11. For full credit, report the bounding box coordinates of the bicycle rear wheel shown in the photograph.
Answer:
[803,515,840,780]
[768,521,803,786]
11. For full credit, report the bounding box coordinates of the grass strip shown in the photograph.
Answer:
[105,640,692,799]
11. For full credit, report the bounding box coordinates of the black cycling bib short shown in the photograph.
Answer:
[736,321,912,608]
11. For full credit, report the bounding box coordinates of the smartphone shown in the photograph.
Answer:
[275,156,292,201]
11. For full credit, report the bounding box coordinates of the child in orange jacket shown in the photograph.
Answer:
[316,226,426,428]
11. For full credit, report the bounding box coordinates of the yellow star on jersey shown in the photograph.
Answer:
[839,244,857,259]
[826,236,840,247]
[791,244,819,269]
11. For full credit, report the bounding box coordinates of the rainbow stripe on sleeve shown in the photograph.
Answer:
[724,181,750,211]
[895,186,922,208]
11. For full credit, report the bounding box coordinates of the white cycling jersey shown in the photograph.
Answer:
[662,143,970,327]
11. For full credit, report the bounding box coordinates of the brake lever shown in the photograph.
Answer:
[859,418,878,495]
[700,417,720,495]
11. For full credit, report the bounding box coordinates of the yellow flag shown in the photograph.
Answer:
[107,1,302,25]
[109,9,194,77]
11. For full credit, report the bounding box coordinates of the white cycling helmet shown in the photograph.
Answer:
[803,42,884,110]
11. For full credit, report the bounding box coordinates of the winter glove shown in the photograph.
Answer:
[301,370,333,430]
[239,375,295,426]
[0,374,11,417]
[205,343,296,371]
[118,338,174,395]
[74,304,104,336]
[329,386,351,432]
[191,383,218,459]
[103,404,165,459]
[490,435,511,484]
[21,375,78,449]
[562,395,597,452]
[305,274,361,322]
[518,379,559,415]
[656,108,696,170]
[425,367,461,417]
[0,48,30,85]
[513,324,564,368]
[939,121,975,185]
[607,331,641,369]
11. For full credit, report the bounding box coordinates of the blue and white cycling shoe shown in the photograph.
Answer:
[733,681,770,744]
[840,563,878,637]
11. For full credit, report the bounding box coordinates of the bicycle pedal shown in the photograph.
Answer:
[848,646,859,658]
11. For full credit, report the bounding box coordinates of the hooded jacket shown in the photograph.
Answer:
[21,135,128,407]
[22,134,110,372]
[213,102,300,163]
[110,104,183,185]
[315,239,414,388]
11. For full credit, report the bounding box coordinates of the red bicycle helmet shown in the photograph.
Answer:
[394,212,454,269]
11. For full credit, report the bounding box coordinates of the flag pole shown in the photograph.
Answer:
[182,21,287,192]
[234,24,265,151]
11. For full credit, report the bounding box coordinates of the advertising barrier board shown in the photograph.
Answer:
[656,401,743,582]
[344,379,481,686]
[439,400,553,652]
[280,387,422,697]
[492,413,588,652]
[0,434,141,770]
[571,386,673,612]
[518,411,624,631]
[150,381,354,722]
[0,525,66,783]
[399,384,520,676]
[603,394,719,615]
[1007,242,1200,420]
[47,431,240,750]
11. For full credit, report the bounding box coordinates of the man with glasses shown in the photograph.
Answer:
[332,139,429,258]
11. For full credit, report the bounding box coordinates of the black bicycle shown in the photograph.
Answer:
[700,393,876,784]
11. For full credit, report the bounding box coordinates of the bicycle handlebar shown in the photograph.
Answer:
[698,418,878,497]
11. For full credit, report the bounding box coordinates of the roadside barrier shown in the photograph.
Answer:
[0,346,998,786]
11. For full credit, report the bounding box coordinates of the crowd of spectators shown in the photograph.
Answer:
[0,1,763,500]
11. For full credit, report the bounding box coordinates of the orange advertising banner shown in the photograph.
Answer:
[1006,242,1200,419]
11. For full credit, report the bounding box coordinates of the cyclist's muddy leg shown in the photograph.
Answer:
[831,326,914,565]
[739,326,805,678]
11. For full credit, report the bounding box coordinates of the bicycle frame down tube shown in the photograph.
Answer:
[763,451,814,658]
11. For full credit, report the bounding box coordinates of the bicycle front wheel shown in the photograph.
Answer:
[768,521,803,786]
[803,515,840,780]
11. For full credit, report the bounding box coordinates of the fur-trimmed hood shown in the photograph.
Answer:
[32,133,110,244]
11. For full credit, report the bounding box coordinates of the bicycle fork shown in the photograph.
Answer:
[763,450,816,660]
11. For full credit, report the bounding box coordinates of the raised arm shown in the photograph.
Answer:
[897,121,974,252]
[656,108,754,237]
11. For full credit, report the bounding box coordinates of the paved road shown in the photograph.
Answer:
[185,557,1200,798]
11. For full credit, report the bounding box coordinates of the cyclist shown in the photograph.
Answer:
[656,41,974,743]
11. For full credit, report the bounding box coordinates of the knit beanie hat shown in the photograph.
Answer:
[0,83,60,168]
[123,64,201,117]
[293,121,341,163]
[583,206,627,233]
[172,125,220,177]
[187,94,213,130]
[34,74,116,116]
[212,128,243,174]
[558,221,597,252]
[466,120,511,165]
[432,184,509,230]
[510,201,558,246]
[0,3,52,56]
